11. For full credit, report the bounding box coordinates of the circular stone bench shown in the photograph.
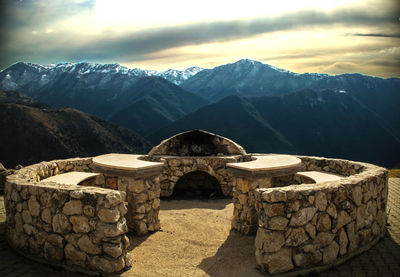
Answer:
[252,156,388,276]
[4,158,131,275]
[3,136,390,277]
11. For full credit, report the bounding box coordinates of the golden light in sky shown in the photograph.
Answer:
[93,0,367,27]
[0,0,399,77]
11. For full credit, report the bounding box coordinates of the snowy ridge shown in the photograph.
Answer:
[0,61,205,92]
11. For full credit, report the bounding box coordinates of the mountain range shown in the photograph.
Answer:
[0,59,399,168]
[181,59,400,102]
[0,90,151,168]
[149,90,400,167]
[0,62,207,136]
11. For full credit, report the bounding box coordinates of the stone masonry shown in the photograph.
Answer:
[2,131,390,276]
[144,156,243,197]
[105,175,161,236]
[252,157,388,275]
[4,158,131,275]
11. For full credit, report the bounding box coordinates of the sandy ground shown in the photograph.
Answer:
[1,179,400,276]
[123,199,263,277]
[0,196,263,277]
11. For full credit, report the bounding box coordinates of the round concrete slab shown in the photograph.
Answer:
[227,155,301,172]
[93,154,163,171]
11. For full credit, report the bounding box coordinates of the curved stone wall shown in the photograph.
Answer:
[3,153,389,276]
[4,158,131,275]
[252,157,388,275]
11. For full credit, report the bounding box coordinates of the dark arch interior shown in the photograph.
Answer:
[163,130,235,156]
[172,171,224,199]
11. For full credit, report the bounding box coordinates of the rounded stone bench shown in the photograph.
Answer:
[3,144,390,276]
[4,158,131,275]
[252,156,388,276]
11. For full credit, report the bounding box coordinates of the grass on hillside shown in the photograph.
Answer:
[389,169,400,178]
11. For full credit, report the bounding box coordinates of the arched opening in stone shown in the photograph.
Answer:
[172,171,224,199]
[148,130,246,156]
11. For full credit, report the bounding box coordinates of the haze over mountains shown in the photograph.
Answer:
[1,59,399,168]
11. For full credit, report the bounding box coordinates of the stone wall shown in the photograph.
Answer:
[143,155,243,197]
[3,154,389,276]
[4,158,131,275]
[103,174,161,236]
[252,158,388,275]
[232,177,273,235]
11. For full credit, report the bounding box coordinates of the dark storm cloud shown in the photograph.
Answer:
[0,0,95,30]
[1,6,399,68]
[351,33,400,38]
[60,8,400,60]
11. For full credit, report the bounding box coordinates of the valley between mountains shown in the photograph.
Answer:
[1,59,399,168]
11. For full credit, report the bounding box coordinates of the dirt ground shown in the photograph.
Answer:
[123,199,263,277]
[2,179,400,277]
[0,196,263,277]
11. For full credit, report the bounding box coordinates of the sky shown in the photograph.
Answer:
[0,0,399,77]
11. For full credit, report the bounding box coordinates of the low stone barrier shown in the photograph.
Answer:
[253,157,388,275]
[3,152,389,276]
[4,158,131,275]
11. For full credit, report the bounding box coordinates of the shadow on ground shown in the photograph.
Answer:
[160,198,232,211]
[198,230,263,277]
[323,231,400,276]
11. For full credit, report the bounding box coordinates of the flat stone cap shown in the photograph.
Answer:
[93,154,163,171]
[40,172,100,186]
[227,155,301,172]
[296,171,343,183]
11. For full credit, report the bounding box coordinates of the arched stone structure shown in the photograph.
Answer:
[173,171,223,198]
[148,129,246,156]
[145,130,247,197]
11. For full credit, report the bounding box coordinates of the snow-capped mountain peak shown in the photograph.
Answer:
[154,66,204,85]
[0,61,205,93]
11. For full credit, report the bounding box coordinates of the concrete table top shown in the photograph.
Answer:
[226,155,302,178]
[93,154,163,171]
[40,172,100,186]
[227,155,301,172]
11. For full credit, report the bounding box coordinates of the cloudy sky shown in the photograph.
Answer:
[0,0,399,77]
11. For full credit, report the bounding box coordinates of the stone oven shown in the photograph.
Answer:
[144,130,247,197]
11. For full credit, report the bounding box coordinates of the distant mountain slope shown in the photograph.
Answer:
[181,59,400,102]
[149,90,400,167]
[108,77,209,135]
[0,63,208,136]
[0,103,151,168]
[0,90,50,108]
[148,96,295,154]
[248,89,400,167]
